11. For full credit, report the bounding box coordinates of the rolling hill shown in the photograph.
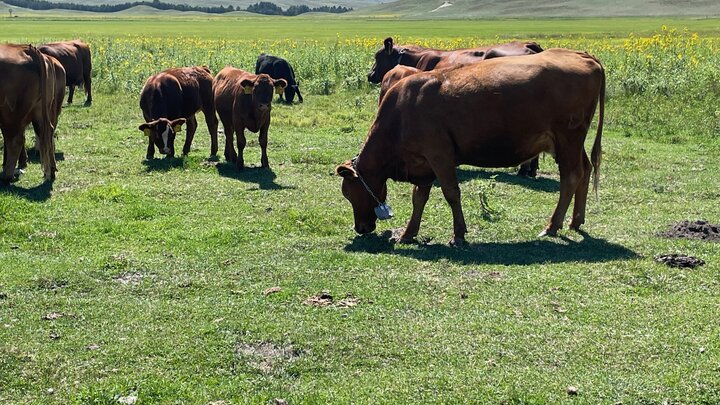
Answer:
[3,0,720,17]
[355,0,720,18]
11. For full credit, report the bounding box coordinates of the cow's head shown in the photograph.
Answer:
[368,37,401,84]
[138,118,186,156]
[336,160,387,234]
[284,84,303,104]
[242,74,287,112]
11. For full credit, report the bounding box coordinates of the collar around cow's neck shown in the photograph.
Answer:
[352,156,383,206]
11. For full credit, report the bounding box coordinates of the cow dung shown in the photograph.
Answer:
[654,254,705,269]
[659,220,720,241]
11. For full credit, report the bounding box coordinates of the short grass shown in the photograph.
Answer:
[1,17,720,404]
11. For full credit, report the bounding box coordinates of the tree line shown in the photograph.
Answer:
[4,0,352,15]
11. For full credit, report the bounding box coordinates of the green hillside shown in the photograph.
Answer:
[356,0,720,18]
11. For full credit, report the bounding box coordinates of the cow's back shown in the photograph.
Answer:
[0,45,43,125]
[383,49,604,167]
[140,72,183,121]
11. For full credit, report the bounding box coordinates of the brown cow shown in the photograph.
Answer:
[337,48,605,246]
[367,37,543,84]
[39,40,92,106]
[379,65,419,104]
[212,66,287,169]
[369,37,544,177]
[138,66,218,160]
[0,44,58,183]
[19,55,66,171]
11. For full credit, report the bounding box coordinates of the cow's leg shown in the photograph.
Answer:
[259,127,269,168]
[541,141,583,237]
[428,160,466,246]
[398,184,432,243]
[220,117,237,163]
[67,85,75,104]
[84,73,92,106]
[569,151,592,231]
[1,129,24,183]
[182,115,197,156]
[204,108,219,158]
[146,137,155,160]
[236,128,246,170]
[518,155,539,177]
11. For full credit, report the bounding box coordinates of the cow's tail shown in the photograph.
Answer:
[27,45,56,180]
[590,61,605,198]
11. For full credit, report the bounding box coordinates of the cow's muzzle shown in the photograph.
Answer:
[355,222,376,234]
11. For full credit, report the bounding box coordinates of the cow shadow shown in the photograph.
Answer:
[457,167,560,193]
[142,156,186,172]
[25,148,66,163]
[0,180,53,202]
[344,229,637,265]
[216,162,293,191]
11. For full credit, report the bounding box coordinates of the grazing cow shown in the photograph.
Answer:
[138,66,218,160]
[337,49,605,245]
[39,40,92,106]
[213,66,287,169]
[368,37,544,177]
[19,56,66,171]
[379,65,419,104]
[0,44,58,183]
[255,53,303,104]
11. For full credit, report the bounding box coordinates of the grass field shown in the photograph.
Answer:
[1,16,720,404]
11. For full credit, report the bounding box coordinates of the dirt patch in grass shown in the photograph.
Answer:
[113,272,144,285]
[660,220,720,241]
[655,254,705,268]
[235,342,302,374]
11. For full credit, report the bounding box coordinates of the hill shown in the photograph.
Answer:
[5,0,383,8]
[355,0,720,18]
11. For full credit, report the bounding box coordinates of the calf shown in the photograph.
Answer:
[255,53,303,104]
[0,44,59,183]
[338,49,605,245]
[39,40,92,106]
[212,66,287,169]
[138,66,218,159]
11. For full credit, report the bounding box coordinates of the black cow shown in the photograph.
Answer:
[255,53,303,104]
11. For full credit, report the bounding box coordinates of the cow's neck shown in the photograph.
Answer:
[356,127,403,184]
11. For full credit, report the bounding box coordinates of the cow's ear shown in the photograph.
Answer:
[335,161,358,178]
[273,78,288,94]
[139,121,154,136]
[170,118,186,133]
[241,79,254,94]
[384,37,394,55]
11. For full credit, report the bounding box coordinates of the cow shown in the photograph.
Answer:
[337,48,605,246]
[379,65,419,104]
[367,37,543,84]
[0,44,59,183]
[39,40,92,106]
[255,53,303,104]
[212,66,287,169]
[19,55,66,171]
[368,37,544,177]
[138,66,219,160]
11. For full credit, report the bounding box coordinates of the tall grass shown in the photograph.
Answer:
[84,27,720,142]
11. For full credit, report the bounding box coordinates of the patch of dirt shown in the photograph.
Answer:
[660,220,720,241]
[235,342,302,374]
[113,272,144,285]
[263,286,282,296]
[655,254,705,269]
[304,292,334,307]
[42,312,65,321]
[336,295,360,308]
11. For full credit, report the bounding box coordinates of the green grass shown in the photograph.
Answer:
[1,17,720,403]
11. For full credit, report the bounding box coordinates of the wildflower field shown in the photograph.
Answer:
[1,16,720,403]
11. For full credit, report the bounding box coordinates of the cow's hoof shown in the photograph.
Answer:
[538,228,559,237]
[390,234,415,244]
[84,101,92,107]
[448,237,466,247]
[568,222,584,232]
